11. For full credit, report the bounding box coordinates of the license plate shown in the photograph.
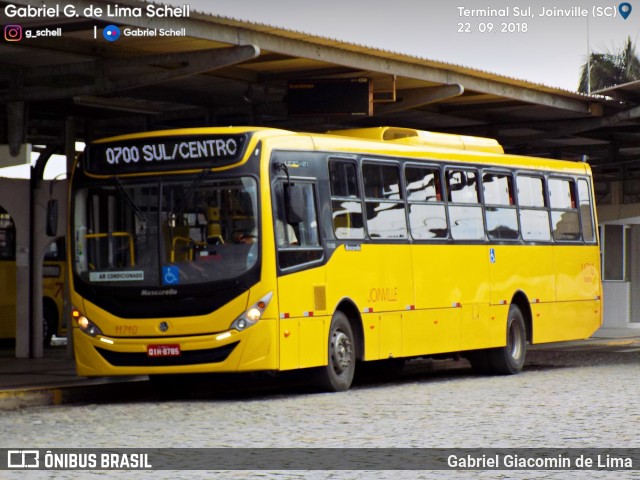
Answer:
[147,344,181,357]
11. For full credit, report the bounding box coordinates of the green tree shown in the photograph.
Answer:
[578,36,640,93]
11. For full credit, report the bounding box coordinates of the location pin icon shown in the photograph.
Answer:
[619,2,632,19]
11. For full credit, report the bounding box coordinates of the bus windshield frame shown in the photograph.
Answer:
[71,172,260,316]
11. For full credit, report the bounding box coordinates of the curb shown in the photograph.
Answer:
[0,378,148,411]
[0,389,63,411]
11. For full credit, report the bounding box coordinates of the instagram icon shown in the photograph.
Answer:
[4,25,22,42]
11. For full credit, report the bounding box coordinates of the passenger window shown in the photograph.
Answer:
[578,179,595,243]
[447,169,483,240]
[519,210,551,242]
[330,161,359,198]
[517,175,550,241]
[405,166,443,202]
[363,163,402,200]
[549,178,576,209]
[362,162,407,239]
[517,175,546,208]
[405,166,447,240]
[483,172,514,206]
[447,170,479,204]
[273,181,323,269]
[483,172,518,240]
[448,206,484,240]
[408,205,448,239]
[549,178,580,241]
[329,160,365,239]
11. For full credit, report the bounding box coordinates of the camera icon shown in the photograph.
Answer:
[4,24,22,42]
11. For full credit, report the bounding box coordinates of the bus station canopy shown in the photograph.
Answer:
[0,0,639,184]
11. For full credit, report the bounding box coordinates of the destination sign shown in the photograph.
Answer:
[85,134,248,174]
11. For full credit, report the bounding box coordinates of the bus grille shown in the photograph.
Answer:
[95,342,239,367]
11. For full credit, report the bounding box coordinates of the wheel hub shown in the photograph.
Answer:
[508,322,524,360]
[331,330,352,373]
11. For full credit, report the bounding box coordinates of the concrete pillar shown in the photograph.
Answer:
[64,118,75,358]
[30,169,43,358]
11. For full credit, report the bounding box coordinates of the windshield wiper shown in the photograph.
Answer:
[111,176,147,224]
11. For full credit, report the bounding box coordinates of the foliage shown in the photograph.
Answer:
[578,36,640,93]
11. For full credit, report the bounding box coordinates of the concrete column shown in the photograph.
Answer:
[30,169,43,358]
[65,118,75,358]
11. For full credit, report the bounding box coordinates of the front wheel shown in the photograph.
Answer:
[487,304,527,375]
[314,312,356,392]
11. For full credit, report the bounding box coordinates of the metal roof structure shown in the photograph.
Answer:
[1,0,639,183]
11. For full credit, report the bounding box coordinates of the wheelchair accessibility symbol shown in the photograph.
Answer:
[162,266,180,285]
[489,248,496,264]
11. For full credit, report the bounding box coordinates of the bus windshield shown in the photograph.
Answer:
[72,175,259,288]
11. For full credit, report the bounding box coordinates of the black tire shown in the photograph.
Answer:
[465,349,493,374]
[42,302,57,347]
[487,304,527,375]
[315,312,356,392]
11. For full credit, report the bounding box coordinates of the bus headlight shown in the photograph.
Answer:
[72,307,103,337]
[230,292,273,331]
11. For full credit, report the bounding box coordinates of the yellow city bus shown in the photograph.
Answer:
[68,126,602,390]
[0,208,66,346]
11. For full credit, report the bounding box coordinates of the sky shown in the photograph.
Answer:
[0,149,78,180]
[3,0,640,179]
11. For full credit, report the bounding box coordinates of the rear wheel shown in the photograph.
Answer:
[487,304,527,374]
[314,312,356,392]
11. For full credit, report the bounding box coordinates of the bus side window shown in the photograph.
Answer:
[447,168,484,240]
[405,165,448,240]
[274,181,323,269]
[549,178,580,241]
[329,160,365,239]
[447,169,478,204]
[517,175,551,242]
[362,161,407,240]
[483,172,519,241]
[578,179,595,243]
